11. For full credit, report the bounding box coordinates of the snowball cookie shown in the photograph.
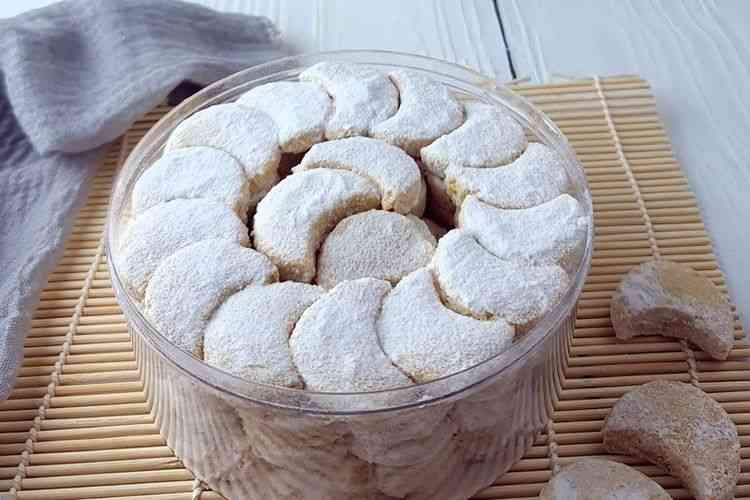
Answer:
[253,169,380,282]
[378,268,514,382]
[431,230,569,326]
[291,278,412,392]
[603,381,739,500]
[295,137,422,214]
[164,103,280,201]
[420,101,528,177]
[371,69,464,156]
[204,282,323,388]
[237,81,332,153]
[132,147,250,221]
[144,240,277,357]
[459,194,588,270]
[611,259,735,360]
[540,458,671,500]
[316,210,436,289]
[119,199,249,299]
[446,142,571,209]
[300,62,398,139]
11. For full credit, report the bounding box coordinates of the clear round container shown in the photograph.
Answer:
[107,50,593,500]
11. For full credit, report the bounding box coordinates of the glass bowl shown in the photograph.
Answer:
[107,50,593,500]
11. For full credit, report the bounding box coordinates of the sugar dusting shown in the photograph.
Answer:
[238,81,332,153]
[316,210,436,289]
[420,101,527,177]
[290,278,413,392]
[296,137,422,214]
[301,62,398,139]
[372,69,464,156]
[144,240,277,357]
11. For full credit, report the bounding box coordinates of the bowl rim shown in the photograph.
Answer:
[106,49,594,415]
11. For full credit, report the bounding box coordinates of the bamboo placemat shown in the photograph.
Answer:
[0,76,746,500]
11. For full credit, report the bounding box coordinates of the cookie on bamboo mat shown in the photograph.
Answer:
[539,458,671,500]
[611,259,735,360]
[603,380,739,500]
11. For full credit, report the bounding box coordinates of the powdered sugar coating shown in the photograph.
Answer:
[371,70,464,156]
[316,210,436,289]
[144,240,277,357]
[295,137,422,214]
[420,101,527,177]
[204,282,323,388]
[300,62,398,139]
[603,381,739,500]
[378,268,514,382]
[238,81,332,153]
[253,169,380,282]
[459,194,588,270]
[431,230,569,326]
[164,103,280,201]
[132,147,250,221]
[291,278,412,392]
[119,199,249,299]
[446,142,571,209]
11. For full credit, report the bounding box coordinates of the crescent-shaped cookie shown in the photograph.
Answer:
[458,194,588,270]
[445,142,571,209]
[237,81,332,153]
[371,69,464,156]
[295,137,422,214]
[119,199,249,299]
[204,282,323,388]
[420,101,527,178]
[300,62,398,139]
[540,458,671,500]
[431,229,569,326]
[132,147,250,221]
[164,103,280,200]
[603,380,739,500]
[316,210,436,289]
[378,268,514,382]
[253,169,380,282]
[611,259,735,360]
[144,240,278,357]
[290,278,412,392]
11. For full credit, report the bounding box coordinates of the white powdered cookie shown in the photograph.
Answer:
[603,380,740,500]
[237,81,332,153]
[295,137,422,214]
[540,458,671,500]
[132,147,250,221]
[420,101,527,177]
[378,268,514,382]
[300,62,398,139]
[164,103,280,200]
[290,278,412,392]
[144,240,277,357]
[371,69,464,156]
[413,174,427,217]
[119,199,249,299]
[431,230,569,326]
[446,142,571,209]
[253,169,380,282]
[459,194,588,270]
[204,282,323,388]
[316,210,436,289]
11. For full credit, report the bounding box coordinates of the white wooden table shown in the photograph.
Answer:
[4,0,749,325]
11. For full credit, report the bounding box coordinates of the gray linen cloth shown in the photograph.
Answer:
[0,0,286,400]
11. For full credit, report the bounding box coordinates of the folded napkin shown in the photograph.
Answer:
[0,0,286,400]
